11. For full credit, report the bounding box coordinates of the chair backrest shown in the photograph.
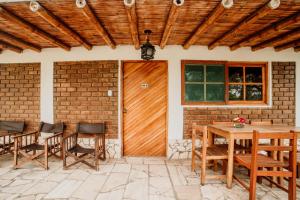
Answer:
[250,120,273,126]
[252,130,297,174]
[76,123,106,134]
[0,121,25,133]
[192,123,207,148]
[39,122,64,134]
[212,121,234,126]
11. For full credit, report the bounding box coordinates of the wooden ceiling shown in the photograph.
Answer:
[0,0,299,53]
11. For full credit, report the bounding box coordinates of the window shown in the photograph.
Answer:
[181,60,268,105]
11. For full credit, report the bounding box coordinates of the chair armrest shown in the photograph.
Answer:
[13,131,38,148]
[62,132,78,151]
[45,132,63,146]
[13,131,38,139]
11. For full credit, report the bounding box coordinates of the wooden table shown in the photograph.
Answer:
[207,124,300,188]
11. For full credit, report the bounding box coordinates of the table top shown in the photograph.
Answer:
[208,124,300,135]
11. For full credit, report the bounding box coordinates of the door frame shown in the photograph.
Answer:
[121,60,169,157]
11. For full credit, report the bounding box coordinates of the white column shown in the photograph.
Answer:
[40,60,54,123]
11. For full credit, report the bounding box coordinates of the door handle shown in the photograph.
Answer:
[123,108,128,113]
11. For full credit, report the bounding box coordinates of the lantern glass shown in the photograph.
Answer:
[141,41,155,60]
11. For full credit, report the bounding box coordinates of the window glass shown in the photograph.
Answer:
[229,67,243,82]
[185,84,204,101]
[185,65,204,82]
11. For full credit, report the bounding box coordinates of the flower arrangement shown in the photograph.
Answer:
[233,117,246,128]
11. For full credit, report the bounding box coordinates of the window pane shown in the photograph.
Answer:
[206,84,225,102]
[246,67,262,83]
[229,67,243,82]
[185,65,204,82]
[229,85,243,101]
[185,84,204,101]
[246,85,262,101]
[206,65,225,82]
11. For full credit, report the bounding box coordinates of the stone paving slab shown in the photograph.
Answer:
[0,155,299,200]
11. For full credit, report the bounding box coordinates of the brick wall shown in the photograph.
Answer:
[0,63,40,131]
[183,62,295,139]
[54,61,118,138]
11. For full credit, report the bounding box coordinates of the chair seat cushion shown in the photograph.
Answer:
[68,145,94,154]
[235,154,288,169]
[21,144,45,151]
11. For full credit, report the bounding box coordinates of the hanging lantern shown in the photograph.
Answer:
[141,30,155,60]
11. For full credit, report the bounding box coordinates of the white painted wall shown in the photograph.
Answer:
[0,45,299,140]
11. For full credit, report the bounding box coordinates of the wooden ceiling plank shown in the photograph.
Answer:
[208,2,273,50]
[274,39,300,52]
[231,12,300,51]
[0,6,70,51]
[0,40,22,53]
[160,2,181,49]
[76,0,116,49]
[124,3,139,49]
[30,1,92,50]
[183,2,226,49]
[252,28,300,51]
[0,30,41,52]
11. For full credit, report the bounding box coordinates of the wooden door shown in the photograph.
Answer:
[123,61,168,156]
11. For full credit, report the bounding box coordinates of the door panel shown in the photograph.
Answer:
[123,61,167,156]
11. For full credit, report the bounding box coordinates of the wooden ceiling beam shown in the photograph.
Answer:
[274,39,300,52]
[208,1,274,50]
[183,2,226,49]
[0,40,22,53]
[230,12,300,51]
[124,1,139,49]
[160,1,183,49]
[252,28,300,51]
[29,1,92,50]
[76,0,116,49]
[0,30,41,52]
[0,6,70,51]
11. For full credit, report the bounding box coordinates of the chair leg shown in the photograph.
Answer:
[288,176,296,200]
[191,151,195,171]
[222,160,227,175]
[249,170,257,200]
[213,160,218,172]
[45,151,48,170]
[201,160,206,185]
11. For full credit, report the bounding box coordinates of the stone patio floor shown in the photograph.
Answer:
[0,155,299,200]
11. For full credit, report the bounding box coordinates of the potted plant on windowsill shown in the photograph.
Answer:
[233,117,246,128]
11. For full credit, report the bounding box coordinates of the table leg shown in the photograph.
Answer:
[227,136,234,188]
[207,129,213,146]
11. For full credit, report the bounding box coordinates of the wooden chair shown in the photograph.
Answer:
[13,122,64,170]
[191,123,228,185]
[63,123,106,171]
[0,121,25,156]
[234,130,297,200]
[284,152,300,188]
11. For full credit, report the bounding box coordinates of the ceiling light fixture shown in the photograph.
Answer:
[173,0,184,6]
[268,0,280,9]
[124,0,135,7]
[221,0,234,9]
[29,0,40,12]
[141,30,155,60]
[76,0,86,8]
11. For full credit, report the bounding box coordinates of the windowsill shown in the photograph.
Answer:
[182,104,272,108]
